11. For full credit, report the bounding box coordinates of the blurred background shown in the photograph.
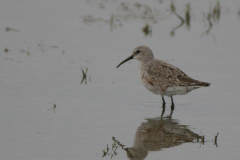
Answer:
[0,0,240,159]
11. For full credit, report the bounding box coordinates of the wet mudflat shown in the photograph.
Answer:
[0,0,240,159]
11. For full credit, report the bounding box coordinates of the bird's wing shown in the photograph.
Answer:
[145,59,209,86]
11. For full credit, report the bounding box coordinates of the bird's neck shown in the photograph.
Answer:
[139,60,150,70]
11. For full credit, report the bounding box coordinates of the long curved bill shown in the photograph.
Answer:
[116,55,133,68]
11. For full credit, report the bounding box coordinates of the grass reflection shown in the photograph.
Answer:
[170,1,185,36]
[47,99,57,113]
[81,67,91,84]
[142,23,152,37]
[82,0,232,41]
[102,137,125,158]
[201,1,222,41]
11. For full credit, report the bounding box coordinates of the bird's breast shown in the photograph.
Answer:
[139,69,166,95]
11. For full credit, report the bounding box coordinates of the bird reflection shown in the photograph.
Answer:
[125,116,200,160]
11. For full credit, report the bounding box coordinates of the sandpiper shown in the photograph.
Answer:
[117,45,210,110]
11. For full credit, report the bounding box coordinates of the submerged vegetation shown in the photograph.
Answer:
[82,0,231,41]
[102,137,125,158]
[81,67,91,84]
[214,132,219,147]
[142,23,152,37]
[5,27,20,32]
[47,99,57,113]
[201,1,222,41]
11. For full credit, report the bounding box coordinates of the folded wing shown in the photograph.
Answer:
[145,59,210,87]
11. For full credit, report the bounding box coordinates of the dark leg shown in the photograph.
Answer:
[170,96,175,110]
[170,109,173,117]
[161,96,166,117]
[161,107,165,117]
[162,96,166,109]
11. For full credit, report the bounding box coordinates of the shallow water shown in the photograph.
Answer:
[1,0,240,159]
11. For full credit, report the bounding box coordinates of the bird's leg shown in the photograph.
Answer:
[170,109,173,117]
[170,96,175,110]
[162,96,166,109]
[161,107,165,117]
[161,96,166,117]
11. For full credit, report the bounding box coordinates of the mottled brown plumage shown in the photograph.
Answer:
[117,45,210,110]
[141,59,210,88]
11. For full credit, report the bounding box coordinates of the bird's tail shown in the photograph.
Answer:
[196,81,210,87]
[178,76,210,87]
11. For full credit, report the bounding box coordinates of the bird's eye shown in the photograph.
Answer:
[136,50,140,54]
